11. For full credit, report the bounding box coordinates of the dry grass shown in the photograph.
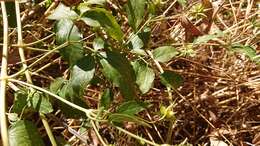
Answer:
[2,0,260,145]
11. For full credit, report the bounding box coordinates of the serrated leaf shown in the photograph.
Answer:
[108,113,150,127]
[48,3,78,20]
[126,0,146,31]
[81,8,123,41]
[93,37,105,51]
[160,70,183,88]
[231,45,257,61]
[9,120,45,146]
[117,100,149,115]
[29,91,53,114]
[153,46,179,63]
[100,88,114,109]
[101,51,137,100]
[55,19,84,65]
[70,55,95,97]
[132,61,155,94]
[12,90,28,114]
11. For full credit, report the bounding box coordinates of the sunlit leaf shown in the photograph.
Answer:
[47,3,78,20]
[126,0,146,31]
[101,51,137,100]
[81,8,123,41]
[132,61,155,94]
[153,46,179,63]
[55,19,84,65]
[70,55,96,97]
[29,91,53,114]
[93,37,105,51]
[9,120,44,146]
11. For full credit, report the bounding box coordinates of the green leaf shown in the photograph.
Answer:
[81,8,123,41]
[12,90,28,114]
[129,34,146,55]
[153,46,179,63]
[193,31,223,45]
[132,61,155,94]
[50,77,66,94]
[55,19,84,65]
[70,55,95,97]
[126,0,146,31]
[100,88,114,109]
[231,45,257,61]
[29,91,53,114]
[100,59,121,86]
[108,113,150,127]
[117,100,149,115]
[57,82,88,118]
[9,120,45,146]
[160,70,183,88]
[177,0,187,7]
[47,3,78,20]
[93,37,105,51]
[101,51,137,100]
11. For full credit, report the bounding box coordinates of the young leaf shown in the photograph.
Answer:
[152,46,179,63]
[47,3,78,20]
[55,19,84,65]
[125,0,146,31]
[100,88,114,109]
[93,37,105,51]
[81,8,123,41]
[9,120,45,146]
[70,55,96,97]
[231,45,257,61]
[132,61,155,94]
[28,91,53,114]
[117,100,149,115]
[102,51,137,100]
[160,70,183,88]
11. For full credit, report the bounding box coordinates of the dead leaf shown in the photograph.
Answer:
[180,15,203,42]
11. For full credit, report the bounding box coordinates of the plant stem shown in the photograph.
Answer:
[91,120,107,146]
[40,113,57,146]
[115,126,161,146]
[8,79,91,114]
[0,2,9,146]
[15,2,58,146]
